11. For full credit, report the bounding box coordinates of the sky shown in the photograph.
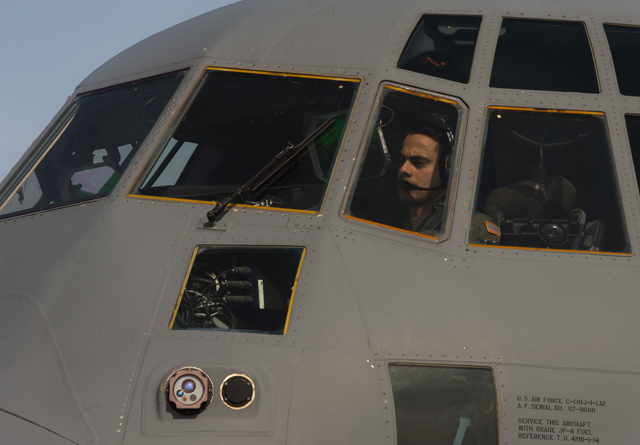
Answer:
[0,0,238,182]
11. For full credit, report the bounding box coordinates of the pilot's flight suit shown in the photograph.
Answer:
[404,196,501,244]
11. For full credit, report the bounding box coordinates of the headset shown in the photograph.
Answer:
[398,113,454,192]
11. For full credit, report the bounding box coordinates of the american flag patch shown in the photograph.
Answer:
[485,221,501,237]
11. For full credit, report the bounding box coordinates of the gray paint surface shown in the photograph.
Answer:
[2,0,640,443]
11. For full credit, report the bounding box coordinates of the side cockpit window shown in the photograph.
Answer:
[389,365,497,445]
[473,108,628,253]
[346,86,470,240]
[398,15,482,84]
[490,19,599,93]
[0,71,186,219]
[133,69,359,212]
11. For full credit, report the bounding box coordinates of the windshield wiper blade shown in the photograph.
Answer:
[206,116,336,223]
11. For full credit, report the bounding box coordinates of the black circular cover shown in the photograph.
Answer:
[222,376,253,406]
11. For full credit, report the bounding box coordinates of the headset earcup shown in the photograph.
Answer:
[439,149,452,184]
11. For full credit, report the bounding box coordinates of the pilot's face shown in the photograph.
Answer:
[397,133,444,205]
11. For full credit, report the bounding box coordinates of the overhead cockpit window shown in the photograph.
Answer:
[397,15,482,84]
[170,246,305,335]
[604,24,640,96]
[623,115,640,192]
[0,71,185,219]
[346,86,501,242]
[473,108,628,253]
[389,365,497,445]
[490,19,599,93]
[133,69,359,212]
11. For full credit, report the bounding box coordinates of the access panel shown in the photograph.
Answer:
[170,246,305,335]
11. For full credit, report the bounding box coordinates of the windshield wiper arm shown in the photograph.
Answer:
[206,116,336,223]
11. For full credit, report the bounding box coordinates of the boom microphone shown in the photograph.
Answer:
[398,180,447,191]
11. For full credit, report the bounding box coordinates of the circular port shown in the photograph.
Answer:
[174,375,203,405]
[220,374,255,410]
[165,367,213,415]
[182,379,196,393]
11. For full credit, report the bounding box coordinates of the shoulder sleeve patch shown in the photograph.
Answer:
[485,221,501,237]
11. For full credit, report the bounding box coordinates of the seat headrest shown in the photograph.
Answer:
[485,175,576,224]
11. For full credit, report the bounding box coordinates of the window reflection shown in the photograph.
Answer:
[604,24,640,96]
[389,365,497,445]
[398,15,482,84]
[0,71,185,219]
[490,19,598,93]
[474,108,627,252]
[135,69,359,212]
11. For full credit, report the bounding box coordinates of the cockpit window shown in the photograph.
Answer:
[604,24,640,96]
[346,85,461,240]
[623,115,640,193]
[389,365,497,445]
[133,69,359,212]
[397,15,482,84]
[490,19,599,93]
[473,108,628,253]
[0,71,185,219]
[170,246,305,335]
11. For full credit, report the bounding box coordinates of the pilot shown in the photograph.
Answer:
[396,115,501,243]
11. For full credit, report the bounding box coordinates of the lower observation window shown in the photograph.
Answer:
[389,365,497,445]
[170,246,305,335]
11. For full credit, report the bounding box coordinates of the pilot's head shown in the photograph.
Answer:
[397,116,452,212]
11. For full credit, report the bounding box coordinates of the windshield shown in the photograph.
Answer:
[346,85,463,240]
[134,69,360,212]
[473,108,628,252]
[0,71,185,219]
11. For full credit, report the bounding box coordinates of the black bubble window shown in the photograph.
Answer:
[170,246,305,335]
[389,365,497,445]
[473,108,628,253]
[134,69,359,212]
[604,25,640,96]
[490,19,599,93]
[0,71,186,219]
[397,15,482,84]
[346,85,461,240]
